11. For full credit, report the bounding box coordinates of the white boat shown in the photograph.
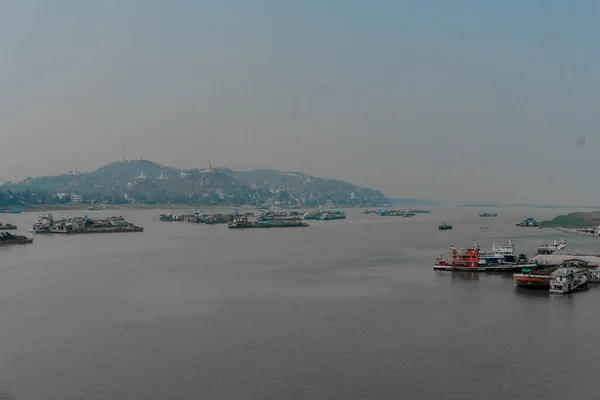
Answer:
[29,213,54,233]
[549,267,588,294]
[588,268,600,283]
[478,240,517,265]
[537,238,567,255]
[576,226,600,236]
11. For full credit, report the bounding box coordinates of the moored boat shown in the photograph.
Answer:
[433,242,481,271]
[549,265,589,294]
[479,212,498,217]
[478,244,506,265]
[479,240,518,264]
[513,265,558,288]
[30,214,54,233]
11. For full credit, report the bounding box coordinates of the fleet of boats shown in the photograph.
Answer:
[160,209,346,225]
[434,239,531,272]
[7,207,600,297]
[29,214,143,234]
[433,234,600,295]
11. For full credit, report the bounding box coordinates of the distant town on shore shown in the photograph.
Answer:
[0,159,390,209]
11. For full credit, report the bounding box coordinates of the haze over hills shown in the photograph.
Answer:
[0,160,389,208]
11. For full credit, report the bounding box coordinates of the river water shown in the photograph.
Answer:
[1,206,599,399]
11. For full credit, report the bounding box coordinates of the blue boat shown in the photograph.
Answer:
[0,206,22,214]
[516,217,538,227]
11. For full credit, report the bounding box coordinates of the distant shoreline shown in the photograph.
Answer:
[17,204,248,212]
[14,204,374,213]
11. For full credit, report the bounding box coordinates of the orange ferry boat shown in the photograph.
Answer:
[434,242,482,271]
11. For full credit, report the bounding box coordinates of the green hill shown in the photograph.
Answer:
[541,211,600,228]
[1,160,389,207]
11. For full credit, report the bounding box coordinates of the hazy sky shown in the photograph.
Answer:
[2,1,600,204]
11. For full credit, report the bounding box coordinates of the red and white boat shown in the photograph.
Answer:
[434,241,482,271]
[513,266,556,288]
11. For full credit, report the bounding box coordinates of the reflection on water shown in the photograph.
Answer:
[450,271,480,281]
[514,285,549,299]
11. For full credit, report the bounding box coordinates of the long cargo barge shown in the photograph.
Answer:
[0,232,33,245]
[0,222,17,230]
[51,226,144,234]
[40,215,143,234]
[228,216,308,229]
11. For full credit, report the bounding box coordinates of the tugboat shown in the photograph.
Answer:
[0,222,17,230]
[0,232,33,245]
[438,223,453,230]
[537,238,567,255]
[549,264,589,294]
[433,241,481,271]
[516,217,539,227]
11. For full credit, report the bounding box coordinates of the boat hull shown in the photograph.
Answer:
[0,239,34,245]
[587,270,600,283]
[433,264,484,272]
[513,274,551,288]
[550,283,589,294]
